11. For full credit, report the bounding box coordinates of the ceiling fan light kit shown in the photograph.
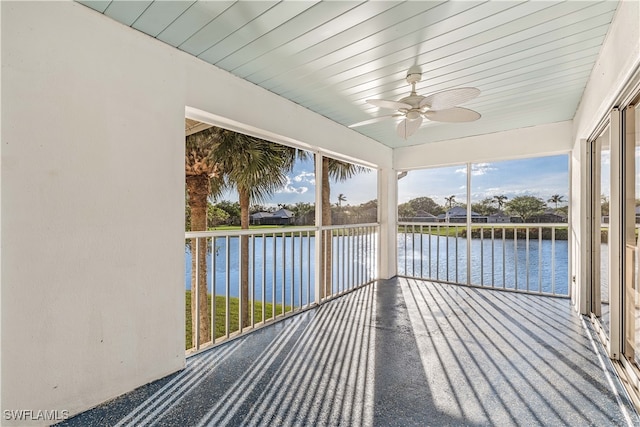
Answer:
[350,66,481,139]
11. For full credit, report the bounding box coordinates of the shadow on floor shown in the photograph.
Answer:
[59,278,640,426]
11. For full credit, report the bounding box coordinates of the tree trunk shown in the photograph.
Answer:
[239,188,250,329]
[186,174,211,347]
[322,157,332,299]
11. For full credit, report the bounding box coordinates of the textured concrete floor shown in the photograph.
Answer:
[59,278,640,426]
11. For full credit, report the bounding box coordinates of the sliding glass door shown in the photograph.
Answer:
[589,92,640,402]
[623,104,640,369]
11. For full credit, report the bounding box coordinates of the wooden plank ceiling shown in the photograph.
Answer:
[78,1,619,148]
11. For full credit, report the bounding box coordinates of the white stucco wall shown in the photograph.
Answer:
[570,0,640,315]
[1,1,390,424]
[1,2,187,424]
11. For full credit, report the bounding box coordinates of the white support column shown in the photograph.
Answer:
[567,153,574,307]
[314,153,323,304]
[378,166,398,279]
[466,163,472,284]
[610,108,622,360]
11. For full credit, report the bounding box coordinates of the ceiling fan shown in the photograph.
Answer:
[349,66,481,139]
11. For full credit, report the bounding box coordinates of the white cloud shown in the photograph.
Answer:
[292,171,315,185]
[455,163,497,176]
[277,176,309,194]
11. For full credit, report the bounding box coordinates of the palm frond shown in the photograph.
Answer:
[327,158,369,182]
[211,128,296,204]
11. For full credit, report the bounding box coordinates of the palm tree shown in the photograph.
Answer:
[337,193,347,207]
[547,194,564,209]
[445,195,456,209]
[493,194,508,210]
[601,194,610,216]
[320,157,367,298]
[212,128,299,328]
[185,126,223,347]
[292,202,314,225]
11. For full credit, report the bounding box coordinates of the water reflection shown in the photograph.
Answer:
[398,234,569,295]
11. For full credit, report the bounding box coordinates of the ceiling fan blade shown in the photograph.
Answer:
[424,107,481,123]
[420,87,480,110]
[367,98,412,110]
[396,116,423,139]
[349,114,403,128]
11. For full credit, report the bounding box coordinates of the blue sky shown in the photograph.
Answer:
[215,154,569,209]
[215,155,378,207]
[398,155,569,207]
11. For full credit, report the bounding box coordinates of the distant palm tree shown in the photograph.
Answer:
[185,126,224,346]
[445,195,456,209]
[292,202,314,225]
[337,193,347,207]
[212,128,299,328]
[548,194,564,209]
[493,194,508,210]
[601,194,610,216]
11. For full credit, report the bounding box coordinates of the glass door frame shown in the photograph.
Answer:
[589,108,622,360]
[621,102,640,399]
[589,129,602,320]
[587,71,640,408]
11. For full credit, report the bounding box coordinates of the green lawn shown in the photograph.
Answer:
[398,225,466,237]
[185,290,290,350]
[205,224,316,237]
[399,225,569,240]
[210,225,289,231]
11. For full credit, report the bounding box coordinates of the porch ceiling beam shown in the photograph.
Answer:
[393,121,572,171]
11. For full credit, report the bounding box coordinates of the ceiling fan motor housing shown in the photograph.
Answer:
[404,65,425,110]
[406,65,422,84]
[406,110,422,120]
[400,94,426,110]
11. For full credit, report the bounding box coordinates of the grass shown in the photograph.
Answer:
[185,290,290,350]
[206,224,317,237]
[399,225,569,240]
[210,225,289,231]
[399,225,466,237]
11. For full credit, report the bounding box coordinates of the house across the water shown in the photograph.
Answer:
[250,208,295,226]
[437,206,487,223]
[401,210,438,223]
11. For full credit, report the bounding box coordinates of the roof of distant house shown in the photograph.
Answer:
[272,208,294,218]
[250,212,272,219]
[446,206,481,216]
[540,209,567,218]
[251,209,294,219]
